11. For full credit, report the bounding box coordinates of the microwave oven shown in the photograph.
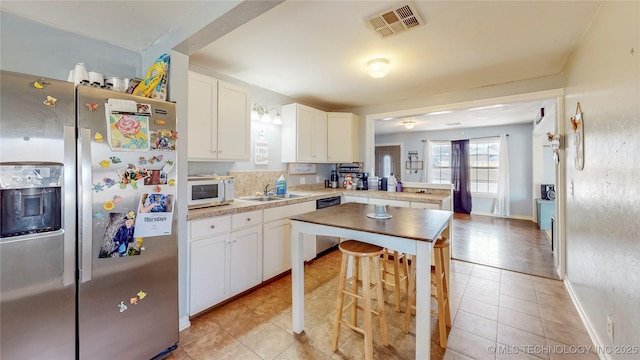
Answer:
[187,176,235,209]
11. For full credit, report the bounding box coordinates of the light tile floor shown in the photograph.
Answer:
[168,250,597,360]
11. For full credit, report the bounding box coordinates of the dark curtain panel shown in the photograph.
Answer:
[451,140,472,214]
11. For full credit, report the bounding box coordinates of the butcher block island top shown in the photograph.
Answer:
[291,202,452,242]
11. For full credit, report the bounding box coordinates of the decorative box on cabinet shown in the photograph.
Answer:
[187,71,250,161]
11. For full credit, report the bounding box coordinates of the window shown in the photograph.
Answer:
[429,138,501,194]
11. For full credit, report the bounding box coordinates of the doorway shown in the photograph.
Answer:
[374,145,401,181]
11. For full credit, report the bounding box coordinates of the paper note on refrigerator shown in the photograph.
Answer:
[105,99,151,151]
[133,193,174,237]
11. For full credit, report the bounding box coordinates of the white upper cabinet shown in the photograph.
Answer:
[281,103,327,163]
[217,81,251,160]
[187,71,250,161]
[327,112,359,163]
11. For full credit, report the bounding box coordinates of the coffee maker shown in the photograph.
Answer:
[356,172,369,190]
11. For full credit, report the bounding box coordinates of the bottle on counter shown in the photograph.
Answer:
[276,174,287,195]
[396,181,403,192]
[387,173,396,192]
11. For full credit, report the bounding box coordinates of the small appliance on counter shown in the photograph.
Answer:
[187,175,235,208]
[356,172,369,190]
[329,170,339,188]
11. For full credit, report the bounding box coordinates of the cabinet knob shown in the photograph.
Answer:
[210,225,215,229]
[246,218,251,222]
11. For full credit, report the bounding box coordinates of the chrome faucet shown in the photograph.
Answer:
[264,183,273,196]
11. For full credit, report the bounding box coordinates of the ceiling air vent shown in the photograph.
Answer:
[365,2,424,39]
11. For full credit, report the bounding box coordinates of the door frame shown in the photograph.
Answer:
[364,89,566,279]
[374,143,404,181]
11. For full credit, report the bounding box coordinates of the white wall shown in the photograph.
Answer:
[376,123,533,219]
[0,12,139,80]
[562,1,639,356]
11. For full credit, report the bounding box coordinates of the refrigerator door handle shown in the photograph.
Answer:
[79,127,93,282]
[63,126,76,287]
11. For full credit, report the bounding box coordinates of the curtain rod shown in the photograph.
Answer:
[421,134,508,142]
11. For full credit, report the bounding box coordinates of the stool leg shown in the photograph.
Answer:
[434,248,450,348]
[392,251,402,312]
[372,254,389,346]
[403,255,416,333]
[331,253,349,351]
[350,256,359,327]
[361,256,373,360]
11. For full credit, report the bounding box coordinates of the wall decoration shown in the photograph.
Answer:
[288,163,316,175]
[255,136,269,165]
[570,102,584,170]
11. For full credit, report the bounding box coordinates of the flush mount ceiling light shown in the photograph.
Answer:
[251,103,282,124]
[403,120,416,129]
[367,58,390,78]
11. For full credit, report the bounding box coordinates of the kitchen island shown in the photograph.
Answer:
[290,202,453,359]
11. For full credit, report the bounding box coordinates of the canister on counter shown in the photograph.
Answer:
[379,177,388,191]
[368,176,379,191]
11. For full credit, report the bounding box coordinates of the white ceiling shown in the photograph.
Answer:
[1,1,602,134]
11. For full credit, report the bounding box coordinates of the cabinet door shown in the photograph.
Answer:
[229,225,262,296]
[410,202,440,210]
[262,219,291,281]
[187,72,218,160]
[217,80,250,161]
[189,233,228,315]
[343,195,369,204]
[328,112,358,162]
[369,198,410,207]
[311,109,328,162]
[295,105,327,162]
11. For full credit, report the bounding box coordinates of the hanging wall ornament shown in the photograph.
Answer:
[570,102,584,170]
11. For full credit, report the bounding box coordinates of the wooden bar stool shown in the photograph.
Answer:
[380,249,409,312]
[403,237,451,348]
[331,240,389,360]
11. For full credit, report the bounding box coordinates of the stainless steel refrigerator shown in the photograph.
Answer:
[0,70,179,359]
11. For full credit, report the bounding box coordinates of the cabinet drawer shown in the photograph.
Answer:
[263,201,315,222]
[232,210,263,230]
[190,215,231,240]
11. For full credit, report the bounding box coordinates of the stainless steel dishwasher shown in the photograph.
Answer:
[315,196,341,255]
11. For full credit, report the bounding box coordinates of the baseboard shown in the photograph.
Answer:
[470,211,533,221]
[179,315,191,331]
[563,277,609,360]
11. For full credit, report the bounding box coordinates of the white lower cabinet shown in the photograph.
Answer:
[369,198,410,207]
[262,201,316,281]
[262,219,291,281]
[188,211,262,315]
[229,225,262,297]
[343,195,369,204]
[410,201,439,209]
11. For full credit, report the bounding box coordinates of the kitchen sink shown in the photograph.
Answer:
[239,196,282,202]
[239,193,310,202]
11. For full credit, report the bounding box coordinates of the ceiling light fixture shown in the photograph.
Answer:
[251,103,282,124]
[403,120,416,129]
[367,58,390,78]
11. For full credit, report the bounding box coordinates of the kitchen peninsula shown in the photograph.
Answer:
[186,187,452,317]
[290,202,453,359]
